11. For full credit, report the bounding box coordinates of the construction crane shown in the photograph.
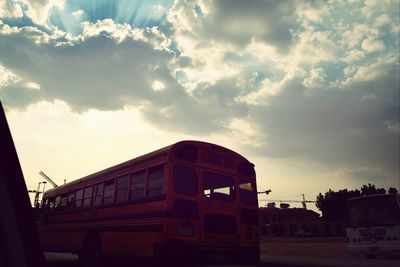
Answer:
[28,182,42,208]
[28,181,48,208]
[39,171,58,188]
[260,194,316,209]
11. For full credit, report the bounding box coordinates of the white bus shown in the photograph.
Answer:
[346,193,400,258]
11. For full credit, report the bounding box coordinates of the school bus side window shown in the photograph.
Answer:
[75,189,83,208]
[203,172,235,201]
[60,194,67,210]
[48,197,55,210]
[116,175,130,202]
[103,180,115,204]
[173,165,198,196]
[239,181,257,206]
[55,195,61,210]
[83,186,93,208]
[130,171,145,201]
[147,165,164,197]
[92,183,103,206]
[67,192,75,208]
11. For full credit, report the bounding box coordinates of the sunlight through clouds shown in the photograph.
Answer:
[152,80,166,91]
[0,65,21,87]
[0,0,398,205]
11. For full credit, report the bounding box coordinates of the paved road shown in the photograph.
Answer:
[261,253,400,267]
[45,252,400,267]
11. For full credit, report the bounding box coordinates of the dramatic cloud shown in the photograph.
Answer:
[1,0,399,196]
[0,19,247,134]
[249,56,398,168]
[0,20,179,110]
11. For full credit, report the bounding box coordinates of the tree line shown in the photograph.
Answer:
[315,184,398,221]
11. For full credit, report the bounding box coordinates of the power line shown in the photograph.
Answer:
[259,194,316,209]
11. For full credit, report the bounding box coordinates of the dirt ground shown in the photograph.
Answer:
[260,237,362,259]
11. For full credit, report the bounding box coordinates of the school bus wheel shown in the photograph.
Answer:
[79,235,102,267]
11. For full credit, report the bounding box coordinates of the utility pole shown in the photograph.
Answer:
[302,194,306,209]
[42,181,47,193]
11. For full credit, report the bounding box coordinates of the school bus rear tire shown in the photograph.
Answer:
[80,236,102,267]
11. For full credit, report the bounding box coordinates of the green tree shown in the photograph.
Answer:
[316,184,395,221]
[388,187,398,194]
[360,183,386,195]
[316,188,360,221]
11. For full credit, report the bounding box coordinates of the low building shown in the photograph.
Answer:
[259,203,345,238]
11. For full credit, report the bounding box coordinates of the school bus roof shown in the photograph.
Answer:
[43,140,250,198]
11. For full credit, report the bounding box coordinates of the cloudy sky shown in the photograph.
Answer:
[1,0,399,210]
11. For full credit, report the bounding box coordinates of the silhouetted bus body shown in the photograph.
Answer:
[37,141,259,264]
[346,194,400,258]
